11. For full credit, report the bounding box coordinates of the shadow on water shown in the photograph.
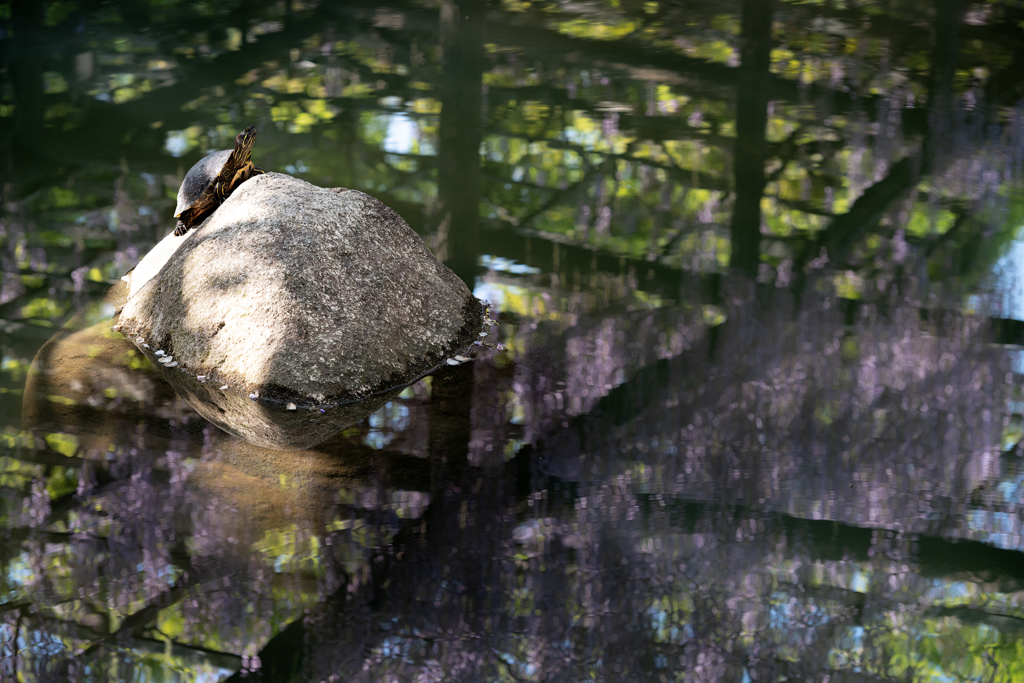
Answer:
[6,0,1024,680]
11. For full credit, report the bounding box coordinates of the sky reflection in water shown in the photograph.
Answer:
[4,0,1024,680]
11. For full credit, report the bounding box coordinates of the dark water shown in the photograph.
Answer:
[4,0,1024,680]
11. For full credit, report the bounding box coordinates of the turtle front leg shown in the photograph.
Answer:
[174,207,197,236]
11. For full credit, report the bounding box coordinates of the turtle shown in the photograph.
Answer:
[173,125,264,236]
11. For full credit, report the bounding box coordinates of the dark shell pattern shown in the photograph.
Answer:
[175,149,233,217]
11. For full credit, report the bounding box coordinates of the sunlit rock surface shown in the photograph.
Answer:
[116,173,484,447]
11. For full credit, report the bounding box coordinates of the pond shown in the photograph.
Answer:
[4,0,1024,680]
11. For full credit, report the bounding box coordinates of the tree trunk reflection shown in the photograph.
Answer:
[435,0,485,287]
[729,0,775,273]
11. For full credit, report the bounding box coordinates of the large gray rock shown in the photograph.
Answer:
[116,173,485,448]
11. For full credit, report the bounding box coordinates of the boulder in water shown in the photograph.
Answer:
[116,172,485,448]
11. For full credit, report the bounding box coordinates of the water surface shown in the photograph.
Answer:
[4,0,1024,680]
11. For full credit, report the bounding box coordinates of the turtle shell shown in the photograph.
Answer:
[174,149,232,217]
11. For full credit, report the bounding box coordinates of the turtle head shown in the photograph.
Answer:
[233,125,258,158]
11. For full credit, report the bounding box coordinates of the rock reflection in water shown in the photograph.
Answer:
[25,308,423,451]
[161,368,405,451]
[16,317,437,680]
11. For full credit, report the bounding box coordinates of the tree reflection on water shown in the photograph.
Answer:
[4,0,1024,680]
